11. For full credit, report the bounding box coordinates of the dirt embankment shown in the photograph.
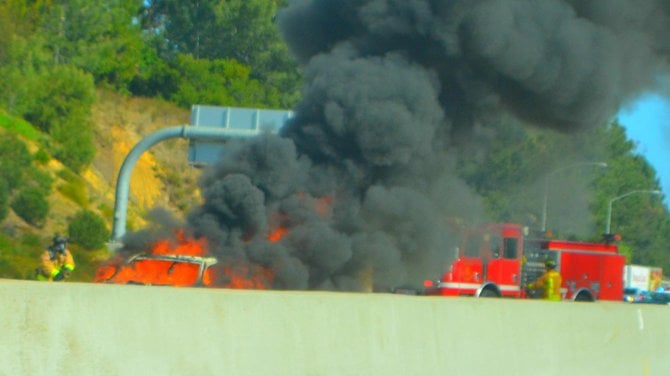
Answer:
[89,90,202,230]
[3,90,202,237]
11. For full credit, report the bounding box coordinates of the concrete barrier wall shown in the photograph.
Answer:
[1,279,668,375]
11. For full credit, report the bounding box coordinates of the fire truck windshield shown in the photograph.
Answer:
[464,236,483,257]
[462,230,518,260]
[503,237,518,259]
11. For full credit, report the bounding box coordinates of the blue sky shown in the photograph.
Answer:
[618,94,670,209]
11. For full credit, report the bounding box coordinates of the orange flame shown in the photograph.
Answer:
[102,257,203,287]
[296,192,334,218]
[95,228,276,289]
[262,193,335,243]
[151,228,207,256]
[266,226,288,242]
[264,209,289,243]
[96,193,336,289]
[95,229,212,287]
[221,265,274,289]
[94,256,124,282]
[314,195,334,217]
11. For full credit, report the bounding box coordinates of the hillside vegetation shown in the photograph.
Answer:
[0,91,200,281]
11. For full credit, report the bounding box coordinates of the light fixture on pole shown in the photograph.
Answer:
[541,162,608,232]
[605,189,662,234]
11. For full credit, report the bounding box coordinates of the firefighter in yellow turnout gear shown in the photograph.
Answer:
[36,234,75,281]
[528,259,562,301]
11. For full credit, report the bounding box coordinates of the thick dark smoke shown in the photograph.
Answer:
[279,0,669,131]
[125,0,670,291]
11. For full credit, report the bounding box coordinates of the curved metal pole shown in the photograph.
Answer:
[109,125,264,249]
[605,190,661,234]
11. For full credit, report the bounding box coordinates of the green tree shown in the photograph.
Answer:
[169,53,279,108]
[21,64,95,132]
[11,187,49,227]
[0,0,45,57]
[0,34,51,115]
[127,42,177,98]
[593,121,670,270]
[0,132,32,191]
[145,0,280,63]
[19,65,96,172]
[51,120,97,173]
[0,3,14,63]
[0,180,8,222]
[37,0,144,90]
[0,28,96,173]
[142,0,300,107]
[25,166,53,194]
[68,210,110,250]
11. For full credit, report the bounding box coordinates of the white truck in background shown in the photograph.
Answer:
[623,265,663,291]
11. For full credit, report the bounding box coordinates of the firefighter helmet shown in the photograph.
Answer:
[545,259,556,269]
[52,233,68,253]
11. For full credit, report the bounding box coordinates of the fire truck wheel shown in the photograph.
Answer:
[573,291,595,302]
[479,289,499,298]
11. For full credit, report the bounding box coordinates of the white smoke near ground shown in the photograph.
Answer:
[124,0,670,291]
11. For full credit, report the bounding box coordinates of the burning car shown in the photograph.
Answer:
[95,253,219,287]
[95,229,274,289]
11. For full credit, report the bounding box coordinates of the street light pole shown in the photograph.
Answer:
[541,162,608,232]
[605,190,662,234]
[541,176,549,232]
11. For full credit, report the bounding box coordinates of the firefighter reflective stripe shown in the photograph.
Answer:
[437,282,520,292]
[50,268,60,277]
[545,270,562,301]
[63,250,75,271]
[497,284,521,292]
[546,276,554,298]
[438,282,479,289]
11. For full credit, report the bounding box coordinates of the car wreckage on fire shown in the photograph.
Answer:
[95,253,219,287]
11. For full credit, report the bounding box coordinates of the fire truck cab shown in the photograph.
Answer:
[424,223,625,302]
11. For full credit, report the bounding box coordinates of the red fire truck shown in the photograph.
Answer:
[423,223,625,302]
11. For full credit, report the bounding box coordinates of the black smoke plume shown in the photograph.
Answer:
[125,0,670,291]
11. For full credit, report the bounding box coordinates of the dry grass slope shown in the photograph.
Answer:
[0,91,203,280]
[90,90,202,231]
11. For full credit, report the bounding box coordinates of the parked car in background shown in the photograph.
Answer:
[650,291,670,305]
[623,287,655,303]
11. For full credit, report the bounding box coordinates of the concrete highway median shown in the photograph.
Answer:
[1,279,668,375]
